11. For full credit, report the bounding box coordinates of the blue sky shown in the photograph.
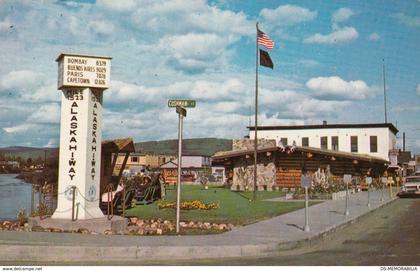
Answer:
[0,0,419,153]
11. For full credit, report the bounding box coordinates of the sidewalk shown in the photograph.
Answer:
[0,189,397,262]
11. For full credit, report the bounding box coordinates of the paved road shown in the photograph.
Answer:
[143,198,420,266]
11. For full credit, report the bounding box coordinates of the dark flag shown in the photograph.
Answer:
[259,49,273,69]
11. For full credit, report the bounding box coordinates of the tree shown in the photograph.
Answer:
[26,158,33,166]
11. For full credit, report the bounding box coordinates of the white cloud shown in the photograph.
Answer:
[305,8,358,45]
[159,33,235,73]
[298,59,320,68]
[258,88,351,119]
[97,0,137,11]
[0,18,13,32]
[391,13,420,28]
[259,4,317,27]
[332,8,354,23]
[44,138,58,148]
[3,123,37,133]
[130,0,253,36]
[102,73,353,142]
[27,104,61,124]
[0,70,44,92]
[106,77,247,106]
[306,76,377,100]
[212,101,243,113]
[304,26,359,44]
[392,105,420,112]
[417,84,420,95]
[368,32,380,41]
[189,78,245,100]
[88,20,115,35]
[25,82,61,103]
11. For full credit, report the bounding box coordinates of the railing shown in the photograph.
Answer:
[71,186,76,221]
[30,183,58,220]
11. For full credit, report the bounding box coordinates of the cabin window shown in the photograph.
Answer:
[332,136,339,151]
[280,138,288,146]
[302,137,309,147]
[370,136,378,153]
[351,136,358,152]
[131,156,138,163]
[320,136,328,150]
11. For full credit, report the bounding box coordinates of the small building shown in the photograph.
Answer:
[113,153,176,174]
[248,122,398,162]
[160,155,212,184]
[0,161,20,168]
[415,154,420,173]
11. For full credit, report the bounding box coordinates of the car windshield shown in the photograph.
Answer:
[406,177,420,183]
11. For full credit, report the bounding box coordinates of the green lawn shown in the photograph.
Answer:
[126,185,318,225]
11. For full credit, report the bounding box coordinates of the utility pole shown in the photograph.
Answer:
[44,150,47,168]
[383,59,388,123]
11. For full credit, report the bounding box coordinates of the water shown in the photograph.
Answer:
[0,174,34,220]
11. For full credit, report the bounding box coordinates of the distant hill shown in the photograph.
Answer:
[0,138,233,160]
[0,146,58,160]
[134,138,233,156]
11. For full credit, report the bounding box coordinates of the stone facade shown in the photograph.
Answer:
[232,139,276,151]
[231,155,276,191]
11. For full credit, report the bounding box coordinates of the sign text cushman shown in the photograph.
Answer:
[168,100,196,108]
[57,54,111,90]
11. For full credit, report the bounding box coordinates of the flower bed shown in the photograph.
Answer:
[157,200,219,210]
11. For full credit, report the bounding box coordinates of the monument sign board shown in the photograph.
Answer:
[52,53,111,220]
[57,53,111,90]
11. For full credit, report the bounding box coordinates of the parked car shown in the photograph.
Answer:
[397,175,420,198]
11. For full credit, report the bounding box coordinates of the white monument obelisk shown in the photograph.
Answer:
[52,53,111,220]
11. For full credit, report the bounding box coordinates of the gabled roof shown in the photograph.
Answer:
[160,156,208,169]
[102,138,135,153]
[247,123,399,135]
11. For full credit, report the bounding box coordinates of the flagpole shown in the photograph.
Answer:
[253,22,259,201]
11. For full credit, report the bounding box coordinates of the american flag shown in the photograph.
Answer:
[257,29,274,50]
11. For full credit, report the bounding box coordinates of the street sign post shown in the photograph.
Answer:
[175,106,183,234]
[301,175,312,232]
[343,174,352,216]
[168,100,196,108]
[169,100,196,234]
[366,177,372,207]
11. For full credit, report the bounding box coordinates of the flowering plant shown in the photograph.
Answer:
[157,200,219,210]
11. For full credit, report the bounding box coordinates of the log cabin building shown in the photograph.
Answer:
[212,139,389,191]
